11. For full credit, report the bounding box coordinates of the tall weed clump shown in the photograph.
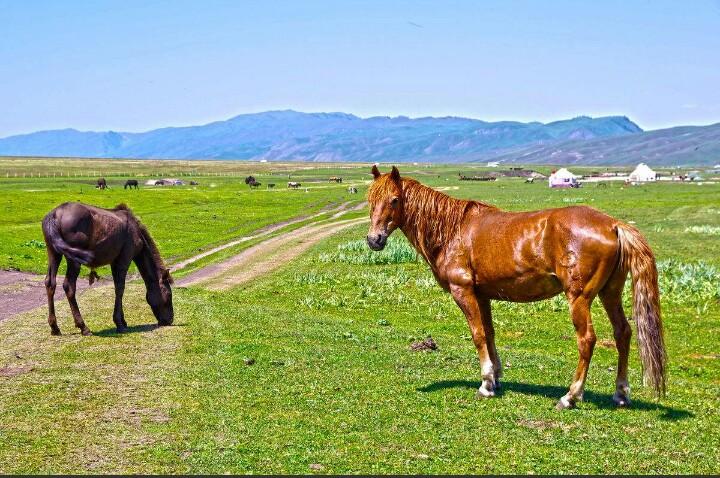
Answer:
[319,237,420,265]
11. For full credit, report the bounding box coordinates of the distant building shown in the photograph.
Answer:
[629,163,657,182]
[548,168,579,188]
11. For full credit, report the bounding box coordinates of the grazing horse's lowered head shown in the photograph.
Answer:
[138,229,174,326]
[42,202,174,335]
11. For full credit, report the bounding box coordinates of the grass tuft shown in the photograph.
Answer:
[318,237,420,265]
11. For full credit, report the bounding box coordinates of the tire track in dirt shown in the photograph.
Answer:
[177,216,368,289]
[169,201,359,272]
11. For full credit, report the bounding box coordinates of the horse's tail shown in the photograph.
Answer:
[616,222,667,396]
[42,211,94,265]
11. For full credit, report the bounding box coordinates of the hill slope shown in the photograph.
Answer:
[483,122,720,166]
[0,110,642,162]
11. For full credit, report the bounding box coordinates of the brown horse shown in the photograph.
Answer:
[42,202,174,336]
[367,166,666,409]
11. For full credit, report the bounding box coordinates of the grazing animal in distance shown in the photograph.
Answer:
[288,181,301,189]
[525,177,535,184]
[190,180,199,185]
[96,178,107,189]
[267,183,275,189]
[124,179,139,189]
[329,176,343,183]
[249,181,261,189]
[42,202,174,336]
[347,186,358,194]
[366,166,666,409]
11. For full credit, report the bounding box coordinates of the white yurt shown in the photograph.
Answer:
[629,163,657,182]
[548,168,578,187]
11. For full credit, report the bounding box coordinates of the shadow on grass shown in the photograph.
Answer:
[418,379,693,421]
[93,323,183,337]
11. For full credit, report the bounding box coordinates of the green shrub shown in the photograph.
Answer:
[657,260,720,302]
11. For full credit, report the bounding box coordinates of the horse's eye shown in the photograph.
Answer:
[391,197,399,207]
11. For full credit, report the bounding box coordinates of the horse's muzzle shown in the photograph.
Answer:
[367,234,387,251]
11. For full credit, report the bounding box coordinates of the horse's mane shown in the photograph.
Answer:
[369,176,495,261]
[115,203,173,283]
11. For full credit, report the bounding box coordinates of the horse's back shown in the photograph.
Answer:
[47,202,137,266]
[460,205,622,301]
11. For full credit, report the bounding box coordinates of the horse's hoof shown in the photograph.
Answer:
[50,329,62,336]
[555,396,576,410]
[612,392,631,408]
[475,386,495,399]
[116,326,128,333]
[81,329,93,336]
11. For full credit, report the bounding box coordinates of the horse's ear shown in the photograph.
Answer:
[162,269,174,284]
[390,166,401,183]
[371,165,381,179]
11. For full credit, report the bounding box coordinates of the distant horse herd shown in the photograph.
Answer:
[45,166,666,410]
[96,175,360,192]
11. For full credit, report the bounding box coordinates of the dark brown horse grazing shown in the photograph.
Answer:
[42,202,174,336]
[124,179,139,189]
[367,166,666,409]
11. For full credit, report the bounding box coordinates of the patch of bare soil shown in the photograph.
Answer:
[0,270,110,323]
[410,337,438,351]
[0,364,34,378]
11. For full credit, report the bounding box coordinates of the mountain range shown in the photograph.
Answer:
[0,110,718,166]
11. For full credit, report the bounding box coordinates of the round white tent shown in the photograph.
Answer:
[629,163,657,182]
[548,168,578,188]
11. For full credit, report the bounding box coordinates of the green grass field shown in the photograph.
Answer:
[0,158,718,474]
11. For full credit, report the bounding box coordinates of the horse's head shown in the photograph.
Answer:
[367,165,404,251]
[147,269,174,325]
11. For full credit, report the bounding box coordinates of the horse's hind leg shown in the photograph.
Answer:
[111,263,129,332]
[557,295,597,409]
[45,248,62,335]
[63,260,92,336]
[599,270,632,407]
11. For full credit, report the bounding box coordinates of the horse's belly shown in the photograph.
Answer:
[475,273,562,302]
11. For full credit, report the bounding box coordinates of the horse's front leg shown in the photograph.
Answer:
[111,263,129,332]
[450,283,497,398]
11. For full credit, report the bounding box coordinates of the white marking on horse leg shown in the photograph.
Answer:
[476,360,496,398]
[555,394,575,410]
[568,379,586,402]
[476,382,495,398]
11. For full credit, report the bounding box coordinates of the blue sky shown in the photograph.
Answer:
[1,0,719,137]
